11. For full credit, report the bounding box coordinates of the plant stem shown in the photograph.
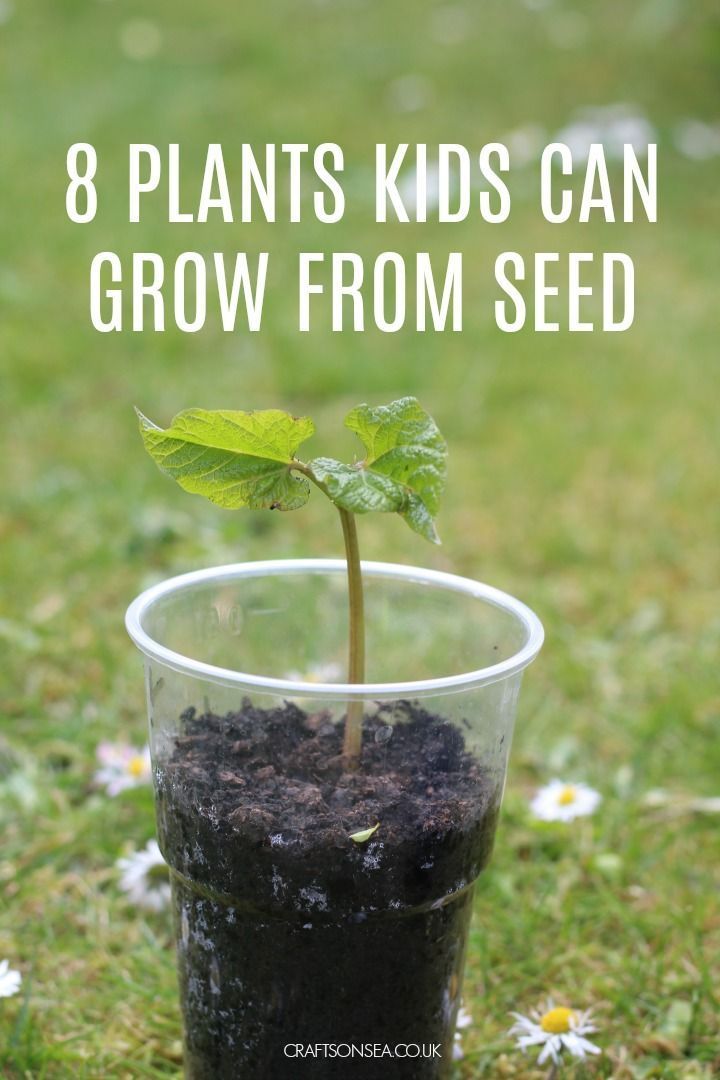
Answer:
[290,463,367,764]
[338,507,365,763]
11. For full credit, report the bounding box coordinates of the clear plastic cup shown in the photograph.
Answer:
[126,559,543,1079]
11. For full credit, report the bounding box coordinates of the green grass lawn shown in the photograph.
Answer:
[1,0,719,1075]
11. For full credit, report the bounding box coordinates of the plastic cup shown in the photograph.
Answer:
[126,559,543,1079]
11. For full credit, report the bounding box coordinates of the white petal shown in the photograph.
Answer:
[456,1005,472,1029]
[562,1032,602,1058]
[571,1015,598,1036]
[0,960,22,998]
[517,1032,549,1048]
[116,841,169,911]
[537,1036,561,1065]
[508,1014,540,1036]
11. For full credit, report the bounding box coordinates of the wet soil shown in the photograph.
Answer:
[155,700,501,1079]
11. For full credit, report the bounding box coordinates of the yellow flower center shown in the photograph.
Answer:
[557,785,577,806]
[540,1007,576,1034]
[128,755,146,777]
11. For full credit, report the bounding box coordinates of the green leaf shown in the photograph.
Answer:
[136,408,315,511]
[309,397,447,543]
[349,823,380,843]
[308,458,403,514]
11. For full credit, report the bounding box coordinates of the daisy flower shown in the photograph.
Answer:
[94,741,151,796]
[509,1001,601,1065]
[452,1004,472,1060]
[116,839,171,912]
[530,779,601,822]
[456,1005,472,1029]
[0,959,21,998]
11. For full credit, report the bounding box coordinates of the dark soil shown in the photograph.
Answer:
[155,700,502,1079]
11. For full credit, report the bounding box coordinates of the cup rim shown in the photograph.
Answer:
[125,559,544,700]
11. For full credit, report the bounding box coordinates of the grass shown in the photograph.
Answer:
[1,0,719,1075]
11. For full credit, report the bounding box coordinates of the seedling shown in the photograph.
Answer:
[136,396,447,764]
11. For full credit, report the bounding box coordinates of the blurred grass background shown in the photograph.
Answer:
[1,0,719,1075]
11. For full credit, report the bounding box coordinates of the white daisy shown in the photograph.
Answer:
[456,1004,472,1029]
[643,790,720,815]
[451,1005,471,1060]
[116,839,171,912]
[0,959,21,998]
[673,119,720,162]
[530,779,601,822]
[94,741,151,796]
[509,1001,601,1065]
[554,104,656,164]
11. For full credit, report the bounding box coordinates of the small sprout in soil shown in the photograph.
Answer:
[349,823,380,843]
[136,397,447,764]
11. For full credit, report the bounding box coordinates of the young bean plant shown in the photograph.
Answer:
[136,397,447,764]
